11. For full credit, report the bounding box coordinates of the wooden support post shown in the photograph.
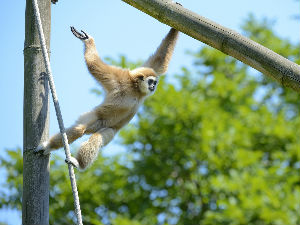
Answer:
[23,0,51,224]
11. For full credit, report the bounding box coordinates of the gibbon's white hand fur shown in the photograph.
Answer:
[36,26,179,170]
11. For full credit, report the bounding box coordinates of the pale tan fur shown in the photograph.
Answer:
[37,27,179,170]
[143,28,179,74]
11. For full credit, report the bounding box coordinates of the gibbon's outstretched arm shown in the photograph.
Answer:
[143,28,179,75]
[71,27,122,92]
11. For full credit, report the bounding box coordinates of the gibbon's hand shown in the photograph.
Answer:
[71,26,89,40]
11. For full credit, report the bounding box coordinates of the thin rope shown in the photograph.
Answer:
[32,0,83,224]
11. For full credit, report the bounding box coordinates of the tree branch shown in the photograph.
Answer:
[122,0,300,92]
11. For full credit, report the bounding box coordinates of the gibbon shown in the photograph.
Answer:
[36,26,179,170]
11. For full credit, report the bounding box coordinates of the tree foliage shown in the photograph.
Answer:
[1,17,299,225]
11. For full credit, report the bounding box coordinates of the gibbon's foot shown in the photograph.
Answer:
[65,156,80,169]
[70,26,89,40]
[35,141,50,155]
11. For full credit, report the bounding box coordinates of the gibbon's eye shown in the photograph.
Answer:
[138,75,144,81]
[148,79,157,86]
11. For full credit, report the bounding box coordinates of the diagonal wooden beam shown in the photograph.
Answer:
[122,0,300,92]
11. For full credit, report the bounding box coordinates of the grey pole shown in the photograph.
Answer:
[23,0,51,224]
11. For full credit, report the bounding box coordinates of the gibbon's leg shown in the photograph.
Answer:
[36,109,97,155]
[76,128,116,170]
[36,124,86,155]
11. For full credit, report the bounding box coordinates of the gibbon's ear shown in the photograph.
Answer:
[137,75,144,81]
[143,28,179,75]
[130,67,157,79]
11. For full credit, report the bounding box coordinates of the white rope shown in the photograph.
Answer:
[32,0,83,224]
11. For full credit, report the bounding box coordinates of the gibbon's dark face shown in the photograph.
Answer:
[139,75,158,95]
[147,76,158,92]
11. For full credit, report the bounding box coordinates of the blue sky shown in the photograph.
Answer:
[0,0,299,224]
